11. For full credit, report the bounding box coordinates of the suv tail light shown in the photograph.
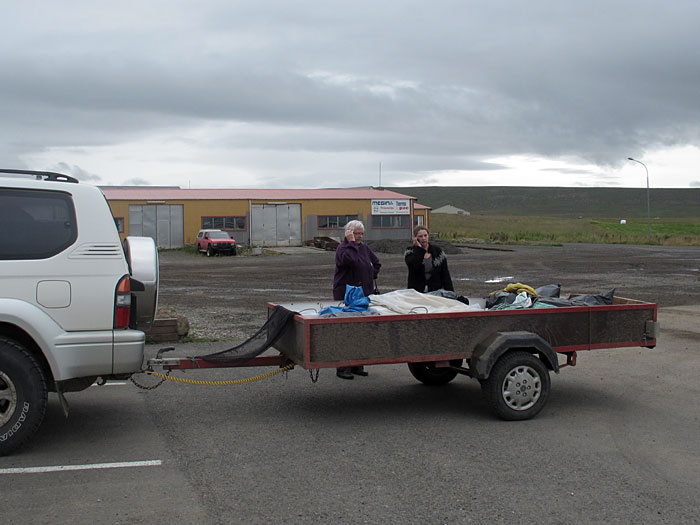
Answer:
[114,275,132,329]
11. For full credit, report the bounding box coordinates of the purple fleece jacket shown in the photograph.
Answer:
[332,240,381,300]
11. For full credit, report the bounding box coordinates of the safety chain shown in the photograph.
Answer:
[309,368,320,383]
[132,364,295,387]
[130,369,171,390]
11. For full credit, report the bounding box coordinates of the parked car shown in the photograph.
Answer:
[0,169,159,455]
[196,229,237,256]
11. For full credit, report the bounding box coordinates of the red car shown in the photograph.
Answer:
[196,229,237,256]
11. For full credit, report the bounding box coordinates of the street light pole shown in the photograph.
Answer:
[627,157,651,243]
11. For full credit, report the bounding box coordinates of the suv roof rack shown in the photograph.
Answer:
[0,169,79,184]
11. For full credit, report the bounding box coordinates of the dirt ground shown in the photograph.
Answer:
[156,243,700,340]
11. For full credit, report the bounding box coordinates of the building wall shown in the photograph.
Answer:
[108,197,421,246]
[413,209,429,230]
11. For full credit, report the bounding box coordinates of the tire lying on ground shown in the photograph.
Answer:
[0,337,48,456]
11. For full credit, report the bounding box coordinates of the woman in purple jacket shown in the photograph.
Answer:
[332,220,381,379]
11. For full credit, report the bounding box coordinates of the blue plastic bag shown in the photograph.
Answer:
[343,285,370,311]
[319,285,369,315]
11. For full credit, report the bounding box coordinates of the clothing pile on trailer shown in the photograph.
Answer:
[486,283,615,310]
[316,282,617,318]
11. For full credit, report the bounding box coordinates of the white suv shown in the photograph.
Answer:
[0,169,159,455]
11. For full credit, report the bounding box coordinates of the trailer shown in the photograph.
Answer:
[149,294,658,421]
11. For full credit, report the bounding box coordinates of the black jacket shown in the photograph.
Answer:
[404,244,454,292]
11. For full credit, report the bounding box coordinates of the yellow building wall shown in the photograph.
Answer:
[108,199,250,244]
[107,198,422,244]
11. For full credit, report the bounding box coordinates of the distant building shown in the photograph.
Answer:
[101,186,431,248]
[432,204,470,215]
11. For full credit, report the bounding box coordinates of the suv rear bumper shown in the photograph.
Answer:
[52,329,145,380]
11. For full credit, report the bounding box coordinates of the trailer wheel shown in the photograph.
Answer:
[408,360,462,386]
[0,337,48,456]
[482,351,550,421]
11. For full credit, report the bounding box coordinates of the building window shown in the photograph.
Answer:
[371,215,411,228]
[114,217,125,233]
[318,215,358,229]
[202,216,246,230]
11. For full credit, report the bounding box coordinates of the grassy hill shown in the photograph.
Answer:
[389,186,700,218]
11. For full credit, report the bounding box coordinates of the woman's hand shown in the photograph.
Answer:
[345,230,355,242]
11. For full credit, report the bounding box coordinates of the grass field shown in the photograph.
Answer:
[431,214,700,246]
[391,186,700,218]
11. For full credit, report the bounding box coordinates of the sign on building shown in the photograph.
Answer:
[371,199,410,215]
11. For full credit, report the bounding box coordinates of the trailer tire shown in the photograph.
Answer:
[482,351,550,421]
[0,337,48,456]
[408,360,462,386]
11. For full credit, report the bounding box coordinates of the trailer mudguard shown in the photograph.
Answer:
[471,331,560,380]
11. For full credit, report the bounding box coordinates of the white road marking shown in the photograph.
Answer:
[0,459,162,474]
[90,382,127,386]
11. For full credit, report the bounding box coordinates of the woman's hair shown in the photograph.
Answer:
[413,225,429,236]
[345,219,365,233]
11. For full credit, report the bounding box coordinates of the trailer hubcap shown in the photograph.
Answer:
[0,370,18,426]
[501,365,541,411]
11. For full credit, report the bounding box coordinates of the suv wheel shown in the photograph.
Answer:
[0,337,48,456]
[206,246,213,257]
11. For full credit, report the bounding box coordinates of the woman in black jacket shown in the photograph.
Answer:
[404,226,454,292]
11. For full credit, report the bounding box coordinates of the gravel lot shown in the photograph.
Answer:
[157,243,700,341]
[3,242,699,524]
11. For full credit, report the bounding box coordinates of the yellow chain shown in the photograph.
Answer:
[143,364,294,385]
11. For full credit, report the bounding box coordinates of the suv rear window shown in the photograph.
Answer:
[0,188,78,260]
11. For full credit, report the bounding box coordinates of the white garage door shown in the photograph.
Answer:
[250,204,302,247]
[129,204,184,248]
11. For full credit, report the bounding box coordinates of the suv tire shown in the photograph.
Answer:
[0,337,48,456]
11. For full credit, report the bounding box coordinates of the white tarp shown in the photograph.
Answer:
[369,289,483,315]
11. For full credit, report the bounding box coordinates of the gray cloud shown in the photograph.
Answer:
[122,178,151,186]
[2,1,699,186]
[50,162,101,182]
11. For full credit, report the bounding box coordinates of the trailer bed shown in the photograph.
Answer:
[269,296,657,369]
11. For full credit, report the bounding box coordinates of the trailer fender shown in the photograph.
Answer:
[471,331,559,380]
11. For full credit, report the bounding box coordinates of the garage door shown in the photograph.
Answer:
[129,204,184,248]
[250,204,302,247]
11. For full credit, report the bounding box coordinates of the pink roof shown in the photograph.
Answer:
[101,186,416,201]
[414,203,431,210]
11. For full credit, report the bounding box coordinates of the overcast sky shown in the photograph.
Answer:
[2,1,699,189]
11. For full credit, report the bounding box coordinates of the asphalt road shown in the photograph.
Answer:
[1,244,699,524]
